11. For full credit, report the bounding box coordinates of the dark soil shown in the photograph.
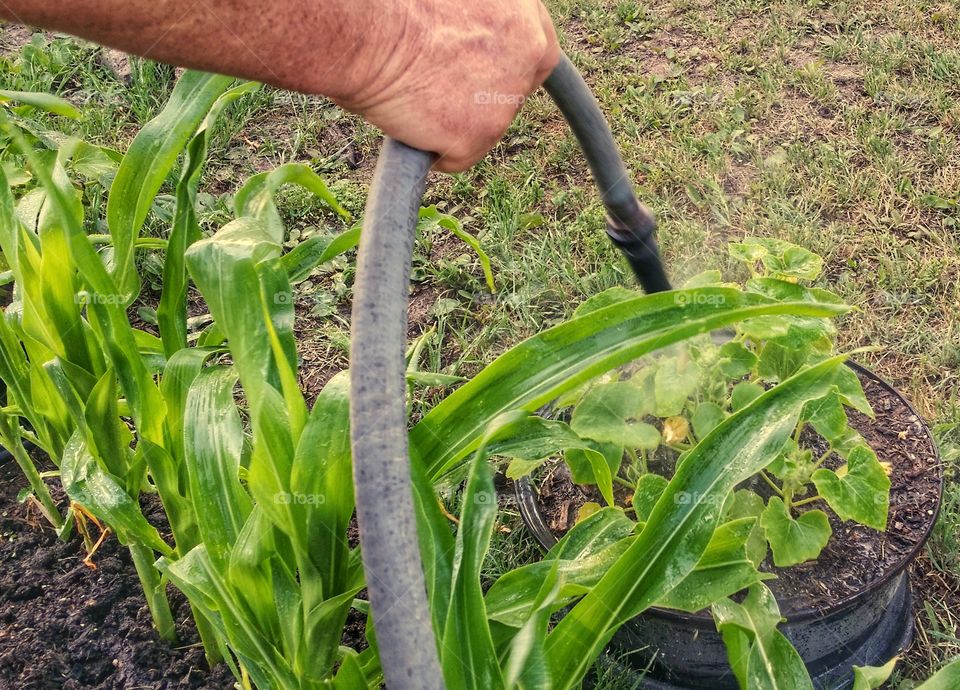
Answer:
[534,366,942,616]
[0,455,236,689]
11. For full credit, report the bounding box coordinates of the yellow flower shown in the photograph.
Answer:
[576,502,602,524]
[663,416,690,445]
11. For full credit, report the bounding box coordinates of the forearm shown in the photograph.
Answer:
[0,0,558,171]
[0,0,412,99]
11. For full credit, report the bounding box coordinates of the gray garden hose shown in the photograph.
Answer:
[350,138,441,689]
[543,56,671,293]
[349,54,670,689]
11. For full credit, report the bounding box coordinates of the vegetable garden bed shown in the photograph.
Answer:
[0,10,960,690]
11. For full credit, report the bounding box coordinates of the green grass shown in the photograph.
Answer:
[2,0,959,683]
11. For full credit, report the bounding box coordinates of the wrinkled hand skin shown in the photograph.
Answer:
[334,1,560,171]
[0,0,560,171]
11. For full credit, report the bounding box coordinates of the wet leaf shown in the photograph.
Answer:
[801,392,848,443]
[632,474,669,522]
[691,402,725,440]
[657,518,772,613]
[812,445,890,530]
[712,584,813,690]
[760,497,831,566]
[725,490,767,566]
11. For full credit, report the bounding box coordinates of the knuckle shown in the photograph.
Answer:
[525,31,549,66]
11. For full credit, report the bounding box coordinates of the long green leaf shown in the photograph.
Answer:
[184,366,252,563]
[412,288,848,482]
[107,71,234,301]
[158,81,260,356]
[411,448,456,643]
[502,565,559,690]
[486,516,767,626]
[712,584,813,690]
[0,89,80,118]
[654,517,773,613]
[440,418,509,690]
[186,217,283,405]
[542,354,848,685]
[289,372,353,589]
[83,367,132,481]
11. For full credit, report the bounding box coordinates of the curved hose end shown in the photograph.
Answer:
[545,54,672,293]
[605,203,671,293]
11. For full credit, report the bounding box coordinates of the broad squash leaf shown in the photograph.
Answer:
[760,497,831,567]
[571,382,660,450]
[812,445,890,530]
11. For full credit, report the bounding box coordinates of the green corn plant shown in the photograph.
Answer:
[0,74,316,651]
[152,178,370,689]
[140,192,848,687]
[0,89,121,532]
[1,70,496,684]
[0,74,250,642]
[0,67,409,655]
[147,158,490,688]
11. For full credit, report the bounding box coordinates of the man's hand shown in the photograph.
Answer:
[331,1,560,171]
[0,0,559,171]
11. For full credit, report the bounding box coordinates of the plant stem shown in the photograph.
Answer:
[6,436,63,530]
[128,543,178,643]
[626,447,646,474]
[792,494,824,508]
[783,487,794,512]
[813,446,834,469]
[190,604,224,666]
[613,475,635,490]
[759,469,783,496]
